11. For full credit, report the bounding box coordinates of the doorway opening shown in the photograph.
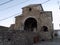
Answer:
[24,17,37,32]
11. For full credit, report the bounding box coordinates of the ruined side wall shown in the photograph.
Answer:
[39,11,53,32]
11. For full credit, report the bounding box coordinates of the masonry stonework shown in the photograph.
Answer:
[15,4,53,31]
[12,4,53,41]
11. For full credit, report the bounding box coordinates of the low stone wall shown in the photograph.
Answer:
[0,30,39,45]
[0,30,53,45]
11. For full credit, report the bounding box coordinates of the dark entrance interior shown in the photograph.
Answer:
[24,17,37,32]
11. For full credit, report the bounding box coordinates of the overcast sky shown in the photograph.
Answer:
[0,0,60,29]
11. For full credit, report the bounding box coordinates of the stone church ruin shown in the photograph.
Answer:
[0,4,53,45]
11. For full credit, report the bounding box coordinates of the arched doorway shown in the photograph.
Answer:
[24,17,37,32]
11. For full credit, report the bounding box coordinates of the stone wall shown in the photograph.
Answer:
[0,30,40,45]
[0,30,53,45]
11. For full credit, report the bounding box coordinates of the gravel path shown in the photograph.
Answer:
[33,42,60,45]
[33,38,60,45]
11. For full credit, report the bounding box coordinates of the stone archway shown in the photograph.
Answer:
[24,17,37,32]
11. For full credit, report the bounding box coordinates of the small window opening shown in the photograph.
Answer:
[29,8,32,11]
[41,26,48,32]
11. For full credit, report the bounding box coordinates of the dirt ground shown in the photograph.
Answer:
[33,38,60,45]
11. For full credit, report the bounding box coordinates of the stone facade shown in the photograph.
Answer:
[14,4,53,32]
[14,4,53,40]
